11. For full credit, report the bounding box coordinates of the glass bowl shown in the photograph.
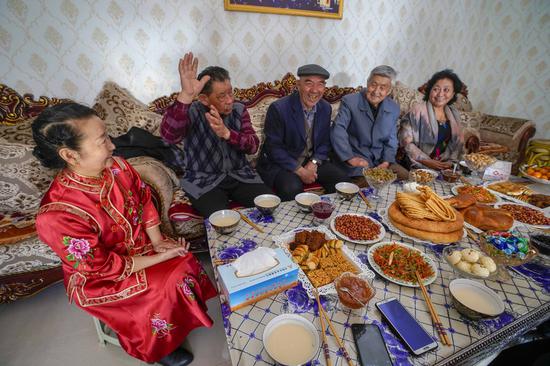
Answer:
[334,272,376,313]
[479,232,538,266]
[362,168,397,200]
[443,246,498,280]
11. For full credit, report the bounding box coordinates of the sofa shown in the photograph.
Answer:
[0,74,535,303]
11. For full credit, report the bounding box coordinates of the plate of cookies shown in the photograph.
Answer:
[273,225,375,299]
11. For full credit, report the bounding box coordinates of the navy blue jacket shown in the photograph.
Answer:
[257,91,332,187]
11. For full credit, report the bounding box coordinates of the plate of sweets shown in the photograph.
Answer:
[367,241,438,287]
[494,202,550,229]
[479,231,538,266]
[485,180,550,210]
[451,184,501,204]
[274,226,374,299]
[330,213,386,245]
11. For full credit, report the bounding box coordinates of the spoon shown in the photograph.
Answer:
[338,286,366,307]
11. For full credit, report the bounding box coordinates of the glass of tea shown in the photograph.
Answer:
[310,201,335,225]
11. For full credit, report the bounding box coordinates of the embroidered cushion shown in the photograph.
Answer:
[245,96,278,167]
[0,139,56,213]
[127,156,178,236]
[93,81,162,137]
[0,117,35,145]
[390,81,424,117]
[0,235,61,276]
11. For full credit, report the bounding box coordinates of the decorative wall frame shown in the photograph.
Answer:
[224,0,343,19]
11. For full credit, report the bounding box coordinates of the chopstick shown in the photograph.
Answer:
[465,227,479,242]
[234,210,264,233]
[212,258,235,266]
[358,189,372,208]
[314,289,355,366]
[459,176,472,186]
[314,290,332,366]
[414,271,451,346]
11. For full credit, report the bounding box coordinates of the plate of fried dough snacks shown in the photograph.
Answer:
[273,226,374,299]
[380,185,465,244]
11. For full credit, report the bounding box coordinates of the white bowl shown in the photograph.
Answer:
[208,210,240,234]
[335,182,360,200]
[263,314,319,366]
[449,279,505,319]
[254,194,281,215]
[294,192,321,212]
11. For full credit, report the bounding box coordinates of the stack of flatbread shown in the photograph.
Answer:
[388,186,464,244]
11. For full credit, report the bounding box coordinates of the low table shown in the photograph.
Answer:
[206,181,550,366]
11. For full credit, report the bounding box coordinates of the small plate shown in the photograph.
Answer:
[367,241,438,287]
[494,202,550,230]
[273,225,375,299]
[409,168,439,184]
[451,184,502,205]
[330,213,386,245]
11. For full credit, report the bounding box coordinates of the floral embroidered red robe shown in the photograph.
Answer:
[36,157,217,363]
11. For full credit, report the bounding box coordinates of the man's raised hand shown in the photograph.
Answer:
[177,52,211,104]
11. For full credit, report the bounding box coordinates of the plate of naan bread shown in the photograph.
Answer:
[380,185,465,244]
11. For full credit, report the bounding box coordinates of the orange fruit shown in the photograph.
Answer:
[532,172,542,178]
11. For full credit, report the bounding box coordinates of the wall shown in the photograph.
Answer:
[0,0,548,136]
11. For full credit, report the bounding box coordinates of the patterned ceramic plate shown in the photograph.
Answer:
[273,225,375,299]
[329,213,386,245]
[367,241,438,287]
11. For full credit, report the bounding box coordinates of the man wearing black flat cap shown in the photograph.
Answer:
[257,64,349,201]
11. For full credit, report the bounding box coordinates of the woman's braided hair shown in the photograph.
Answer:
[31,103,98,169]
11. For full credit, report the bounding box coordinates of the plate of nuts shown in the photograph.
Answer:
[330,213,386,245]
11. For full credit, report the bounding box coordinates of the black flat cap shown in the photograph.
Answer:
[297,64,330,79]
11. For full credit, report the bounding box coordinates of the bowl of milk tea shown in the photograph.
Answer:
[335,182,360,200]
[263,314,319,365]
[209,210,241,234]
[449,279,505,319]
[254,194,281,216]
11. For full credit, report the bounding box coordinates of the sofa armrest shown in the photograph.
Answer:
[479,115,536,173]
[127,156,179,236]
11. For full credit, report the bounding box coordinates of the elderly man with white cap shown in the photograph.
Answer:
[257,64,349,201]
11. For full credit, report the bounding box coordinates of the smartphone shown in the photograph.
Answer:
[376,297,438,355]
[351,323,393,366]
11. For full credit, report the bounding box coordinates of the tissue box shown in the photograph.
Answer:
[217,248,299,311]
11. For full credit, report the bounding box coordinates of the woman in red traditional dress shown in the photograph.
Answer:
[32,103,217,366]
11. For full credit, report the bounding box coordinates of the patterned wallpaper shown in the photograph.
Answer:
[0,0,548,136]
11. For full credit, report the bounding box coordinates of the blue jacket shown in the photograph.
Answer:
[257,91,332,187]
[330,91,400,177]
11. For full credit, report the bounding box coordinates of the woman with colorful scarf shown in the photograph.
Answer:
[397,69,465,172]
